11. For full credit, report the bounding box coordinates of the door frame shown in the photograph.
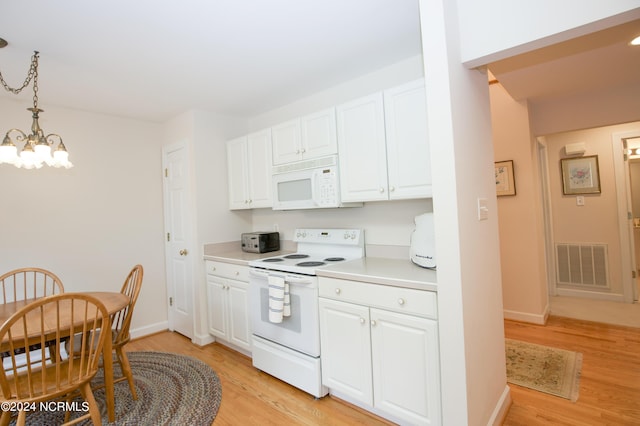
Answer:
[612,130,640,302]
[536,136,556,297]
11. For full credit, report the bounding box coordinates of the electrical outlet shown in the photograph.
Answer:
[273,224,279,232]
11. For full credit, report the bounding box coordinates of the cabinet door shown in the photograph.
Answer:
[206,276,228,340]
[272,119,302,165]
[384,79,432,200]
[226,136,250,210]
[246,129,273,208]
[227,279,252,353]
[319,298,373,405]
[370,308,440,426]
[301,108,337,160]
[336,92,388,202]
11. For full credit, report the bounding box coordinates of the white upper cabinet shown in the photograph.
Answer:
[337,79,432,203]
[301,108,338,159]
[336,92,388,202]
[384,79,432,199]
[272,108,337,165]
[271,119,302,165]
[226,129,273,210]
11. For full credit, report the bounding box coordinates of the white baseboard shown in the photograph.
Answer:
[487,385,512,426]
[192,333,215,346]
[129,321,216,347]
[503,304,549,325]
[129,320,169,339]
[555,288,625,302]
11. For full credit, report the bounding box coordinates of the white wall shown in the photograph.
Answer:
[491,83,549,324]
[457,0,640,67]
[545,122,640,298]
[420,1,507,424]
[0,98,167,335]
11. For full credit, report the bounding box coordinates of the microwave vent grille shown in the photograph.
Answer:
[273,155,337,175]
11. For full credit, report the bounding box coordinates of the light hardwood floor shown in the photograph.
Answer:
[125,331,393,425]
[503,316,640,426]
[126,316,640,425]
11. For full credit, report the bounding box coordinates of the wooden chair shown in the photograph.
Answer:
[109,264,143,400]
[0,268,65,367]
[0,293,109,426]
[67,264,143,400]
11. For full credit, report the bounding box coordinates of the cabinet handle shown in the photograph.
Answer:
[398,298,405,305]
[390,186,395,192]
[235,271,239,276]
[211,267,216,271]
[296,149,301,154]
[371,320,377,326]
[379,187,385,193]
[335,288,341,295]
[179,249,188,256]
[360,318,366,324]
[301,148,306,153]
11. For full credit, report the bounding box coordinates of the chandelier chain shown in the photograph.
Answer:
[0,51,39,96]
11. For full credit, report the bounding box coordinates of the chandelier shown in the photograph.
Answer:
[0,50,72,169]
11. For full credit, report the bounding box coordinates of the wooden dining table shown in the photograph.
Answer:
[0,291,129,423]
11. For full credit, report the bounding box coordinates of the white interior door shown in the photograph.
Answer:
[162,142,195,338]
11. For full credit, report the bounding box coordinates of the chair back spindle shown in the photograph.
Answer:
[0,268,64,304]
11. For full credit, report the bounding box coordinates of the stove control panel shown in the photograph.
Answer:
[294,228,363,245]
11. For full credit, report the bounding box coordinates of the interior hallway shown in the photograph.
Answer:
[550,296,640,328]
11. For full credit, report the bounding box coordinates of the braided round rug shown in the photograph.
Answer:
[11,351,222,425]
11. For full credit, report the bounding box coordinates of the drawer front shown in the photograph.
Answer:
[319,277,437,319]
[206,261,249,282]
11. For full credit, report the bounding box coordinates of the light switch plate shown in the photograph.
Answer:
[478,198,489,220]
[576,196,585,206]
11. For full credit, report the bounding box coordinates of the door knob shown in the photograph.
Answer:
[179,249,188,256]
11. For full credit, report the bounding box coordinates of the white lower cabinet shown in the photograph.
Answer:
[319,277,440,425]
[206,261,252,353]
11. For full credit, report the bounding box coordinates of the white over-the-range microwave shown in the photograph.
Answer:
[272,155,361,210]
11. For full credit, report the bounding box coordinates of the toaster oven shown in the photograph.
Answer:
[241,232,280,253]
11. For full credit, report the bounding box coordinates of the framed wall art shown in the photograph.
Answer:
[560,155,601,195]
[495,160,516,196]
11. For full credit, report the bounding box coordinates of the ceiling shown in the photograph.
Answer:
[0,2,638,123]
[0,0,423,122]
[487,18,640,103]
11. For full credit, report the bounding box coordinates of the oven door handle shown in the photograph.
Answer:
[249,269,270,279]
[284,275,314,285]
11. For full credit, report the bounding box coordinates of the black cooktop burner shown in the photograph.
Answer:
[324,257,345,262]
[284,254,310,259]
[262,258,284,262]
[296,261,326,267]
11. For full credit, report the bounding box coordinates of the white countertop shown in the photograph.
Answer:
[317,257,437,291]
[203,243,437,291]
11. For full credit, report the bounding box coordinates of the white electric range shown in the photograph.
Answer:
[248,228,365,398]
